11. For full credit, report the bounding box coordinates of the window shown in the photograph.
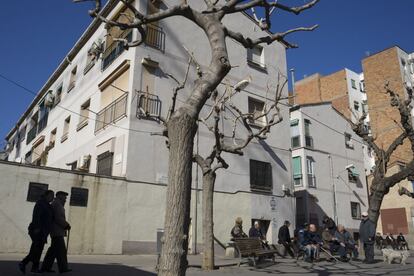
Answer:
[361,100,367,114]
[359,81,365,92]
[84,43,101,75]
[248,97,266,126]
[348,167,359,183]
[351,202,361,219]
[27,182,48,202]
[38,100,49,132]
[292,156,302,186]
[290,119,300,148]
[68,161,77,171]
[351,79,357,89]
[70,187,89,207]
[48,128,57,150]
[304,119,313,148]
[345,133,354,149]
[410,62,414,75]
[306,157,316,188]
[25,151,32,164]
[97,151,114,176]
[247,46,266,69]
[353,101,359,111]
[61,116,70,143]
[68,67,77,92]
[77,99,90,131]
[250,159,272,193]
[54,85,63,107]
[20,125,26,142]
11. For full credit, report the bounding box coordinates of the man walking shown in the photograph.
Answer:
[41,191,72,273]
[278,220,294,258]
[19,190,54,274]
[359,211,376,264]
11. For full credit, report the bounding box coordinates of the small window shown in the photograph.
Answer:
[306,157,316,188]
[84,45,98,75]
[292,156,302,186]
[351,79,357,89]
[359,81,365,92]
[97,151,114,176]
[61,116,70,143]
[345,133,354,149]
[247,46,266,69]
[27,182,48,202]
[290,119,301,148]
[49,128,57,150]
[348,167,359,183]
[67,161,77,171]
[70,187,89,207]
[77,99,90,131]
[304,119,313,148]
[54,85,63,107]
[68,67,77,92]
[20,126,27,142]
[353,101,359,111]
[25,151,32,164]
[248,97,266,126]
[250,159,272,193]
[351,202,361,219]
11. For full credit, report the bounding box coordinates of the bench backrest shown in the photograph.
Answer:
[234,238,263,256]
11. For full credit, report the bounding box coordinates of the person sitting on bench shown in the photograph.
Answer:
[335,225,359,261]
[230,217,247,241]
[397,233,409,250]
[302,224,322,262]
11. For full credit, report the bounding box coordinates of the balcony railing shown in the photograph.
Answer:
[38,115,49,133]
[145,24,165,52]
[136,90,162,119]
[27,125,38,144]
[95,93,128,133]
[307,174,316,188]
[102,30,133,71]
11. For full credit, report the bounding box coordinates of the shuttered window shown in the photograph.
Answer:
[96,151,113,176]
[292,156,302,186]
[250,159,272,193]
[27,182,48,202]
[70,187,89,207]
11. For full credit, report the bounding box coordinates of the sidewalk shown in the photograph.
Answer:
[1,253,414,275]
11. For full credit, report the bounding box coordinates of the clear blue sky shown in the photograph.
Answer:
[1,0,414,143]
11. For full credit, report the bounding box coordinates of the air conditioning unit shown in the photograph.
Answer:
[45,91,55,107]
[78,154,91,170]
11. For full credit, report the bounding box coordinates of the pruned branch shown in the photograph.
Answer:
[225,25,318,49]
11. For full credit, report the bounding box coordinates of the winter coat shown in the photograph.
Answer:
[249,227,264,239]
[303,231,322,246]
[50,199,70,237]
[28,198,53,242]
[335,230,355,246]
[231,225,247,239]
[278,225,291,243]
[359,218,375,243]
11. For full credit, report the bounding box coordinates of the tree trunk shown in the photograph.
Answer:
[158,113,197,276]
[367,179,387,225]
[202,171,216,270]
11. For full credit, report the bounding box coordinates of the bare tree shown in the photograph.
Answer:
[194,73,286,270]
[347,84,414,225]
[75,1,318,275]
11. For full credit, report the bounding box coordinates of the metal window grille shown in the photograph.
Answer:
[250,160,272,193]
[96,151,114,176]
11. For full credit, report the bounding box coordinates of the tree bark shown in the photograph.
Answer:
[202,171,216,270]
[367,179,387,225]
[158,113,197,276]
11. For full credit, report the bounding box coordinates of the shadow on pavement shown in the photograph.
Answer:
[0,261,156,276]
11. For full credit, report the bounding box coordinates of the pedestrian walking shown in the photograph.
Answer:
[40,191,72,273]
[278,220,295,258]
[19,190,54,274]
[359,211,376,264]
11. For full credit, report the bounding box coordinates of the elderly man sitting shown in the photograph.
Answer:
[302,224,322,262]
[335,224,359,261]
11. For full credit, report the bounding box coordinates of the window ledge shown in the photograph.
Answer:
[83,61,95,75]
[60,133,68,143]
[247,60,267,72]
[67,83,76,93]
[77,120,89,132]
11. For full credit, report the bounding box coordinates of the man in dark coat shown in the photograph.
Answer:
[397,233,409,250]
[278,220,294,257]
[322,216,337,235]
[249,221,265,240]
[41,191,72,273]
[302,224,322,262]
[19,190,54,274]
[359,211,376,264]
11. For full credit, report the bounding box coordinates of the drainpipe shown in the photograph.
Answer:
[329,155,338,224]
[290,68,295,105]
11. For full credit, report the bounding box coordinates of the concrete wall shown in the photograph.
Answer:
[0,160,294,254]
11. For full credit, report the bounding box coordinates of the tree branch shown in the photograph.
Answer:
[220,0,320,15]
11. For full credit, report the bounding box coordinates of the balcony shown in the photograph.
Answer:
[26,125,38,144]
[305,135,313,148]
[145,24,165,52]
[38,115,48,133]
[95,93,128,133]
[136,90,162,119]
[307,174,316,188]
[102,30,133,71]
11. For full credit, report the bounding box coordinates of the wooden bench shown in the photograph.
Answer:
[233,238,278,267]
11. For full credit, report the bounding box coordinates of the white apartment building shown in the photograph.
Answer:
[1,0,295,253]
[290,102,369,236]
